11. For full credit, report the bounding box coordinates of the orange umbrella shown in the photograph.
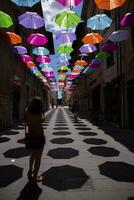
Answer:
[72,69,81,73]
[82,33,103,44]
[26,61,36,68]
[74,60,88,66]
[58,72,67,75]
[95,0,127,10]
[5,32,22,44]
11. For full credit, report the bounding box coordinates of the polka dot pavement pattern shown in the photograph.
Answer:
[0,107,134,200]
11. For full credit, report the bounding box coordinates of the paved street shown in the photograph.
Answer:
[0,107,134,200]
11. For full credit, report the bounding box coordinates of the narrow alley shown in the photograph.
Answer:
[0,107,134,200]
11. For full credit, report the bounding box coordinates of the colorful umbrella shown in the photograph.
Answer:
[36,56,51,63]
[12,45,27,54]
[10,0,40,7]
[120,12,134,27]
[95,0,127,10]
[0,11,13,28]
[18,11,44,29]
[83,67,95,74]
[96,51,111,60]
[101,40,117,52]
[109,30,129,42]
[57,44,73,54]
[87,14,112,30]
[20,55,32,62]
[56,31,76,45]
[56,0,83,6]
[58,66,69,70]
[27,33,48,46]
[57,60,69,65]
[82,33,103,44]
[32,47,49,56]
[91,58,103,65]
[55,10,81,28]
[79,44,97,53]
[74,60,88,66]
[26,61,36,68]
[4,32,22,44]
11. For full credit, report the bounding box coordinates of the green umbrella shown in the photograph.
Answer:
[57,66,69,70]
[57,44,73,54]
[0,11,13,28]
[55,10,81,28]
[96,51,111,60]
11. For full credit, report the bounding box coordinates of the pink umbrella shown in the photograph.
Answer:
[101,40,117,52]
[27,33,48,46]
[20,55,32,62]
[120,12,134,27]
[36,56,51,63]
[56,0,83,6]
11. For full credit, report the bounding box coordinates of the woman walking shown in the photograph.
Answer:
[25,96,45,182]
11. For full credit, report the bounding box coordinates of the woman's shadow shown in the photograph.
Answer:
[16,181,42,200]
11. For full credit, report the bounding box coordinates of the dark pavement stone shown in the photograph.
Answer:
[42,165,89,191]
[89,146,120,157]
[3,130,20,135]
[55,124,67,126]
[76,128,91,130]
[0,137,10,143]
[4,147,30,158]
[0,165,23,187]
[47,148,79,159]
[50,137,74,144]
[54,127,69,130]
[83,138,107,145]
[99,161,134,182]
[52,131,71,135]
[17,138,25,144]
[78,132,97,136]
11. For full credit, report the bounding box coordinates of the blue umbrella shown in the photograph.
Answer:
[10,0,40,7]
[87,14,112,30]
[32,47,49,56]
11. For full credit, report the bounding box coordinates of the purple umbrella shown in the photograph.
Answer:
[91,58,103,65]
[18,11,44,29]
[56,31,76,45]
[108,30,129,42]
[12,45,27,54]
[120,12,134,27]
[87,63,97,68]
[27,33,48,46]
[101,40,117,52]
[56,0,83,6]
[57,60,69,65]
[79,44,97,53]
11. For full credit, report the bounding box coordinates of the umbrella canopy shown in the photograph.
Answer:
[56,0,83,6]
[57,44,73,54]
[95,0,127,10]
[26,61,36,68]
[56,32,76,45]
[91,58,103,65]
[36,56,51,63]
[10,0,40,7]
[101,40,117,52]
[20,55,32,62]
[32,47,49,56]
[18,11,44,29]
[12,45,27,54]
[55,10,81,28]
[120,12,134,27]
[57,60,69,65]
[74,60,88,66]
[83,67,95,74]
[0,11,13,28]
[79,44,97,53]
[87,14,112,30]
[109,30,129,42]
[4,32,22,44]
[58,66,69,71]
[27,33,48,46]
[82,33,103,44]
[96,51,111,60]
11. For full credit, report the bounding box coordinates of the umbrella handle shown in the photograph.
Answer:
[70,5,74,10]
